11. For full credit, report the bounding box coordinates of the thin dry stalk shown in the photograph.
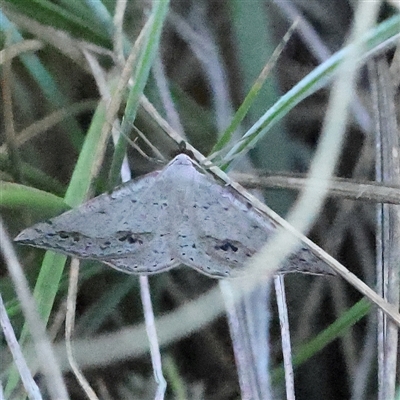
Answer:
[152,54,185,137]
[168,9,233,132]
[219,281,267,400]
[0,39,43,65]
[90,13,154,182]
[2,7,88,69]
[350,314,377,400]
[233,172,400,205]
[113,0,127,64]
[66,259,100,399]
[0,294,42,400]
[369,55,400,400]
[0,219,69,400]
[0,100,97,155]
[131,125,166,161]
[2,36,21,182]
[139,276,167,400]
[274,275,295,400]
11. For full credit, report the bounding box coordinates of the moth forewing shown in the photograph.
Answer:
[15,154,333,278]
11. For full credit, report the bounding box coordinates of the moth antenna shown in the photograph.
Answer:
[131,125,166,162]
[124,134,164,165]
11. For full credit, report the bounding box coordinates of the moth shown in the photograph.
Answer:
[15,154,332,278]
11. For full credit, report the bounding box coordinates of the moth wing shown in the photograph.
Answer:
[173,171,269,277]
[15,153,333,278]
[15,170,173,265]
[177,168,332,278]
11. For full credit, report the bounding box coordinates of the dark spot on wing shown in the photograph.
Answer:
[215,242,238,252]
[128,236,142,244]
[100,240,112,250]
[117,232,143,245]
[57,231,80,242]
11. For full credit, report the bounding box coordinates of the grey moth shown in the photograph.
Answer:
[15,154,332,278]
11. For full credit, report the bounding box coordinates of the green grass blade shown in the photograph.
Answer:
[109,0,171,187]
[0,182,68,215]
[272,298,371,383]
[212,0,286,155]
[2,0,111,46]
